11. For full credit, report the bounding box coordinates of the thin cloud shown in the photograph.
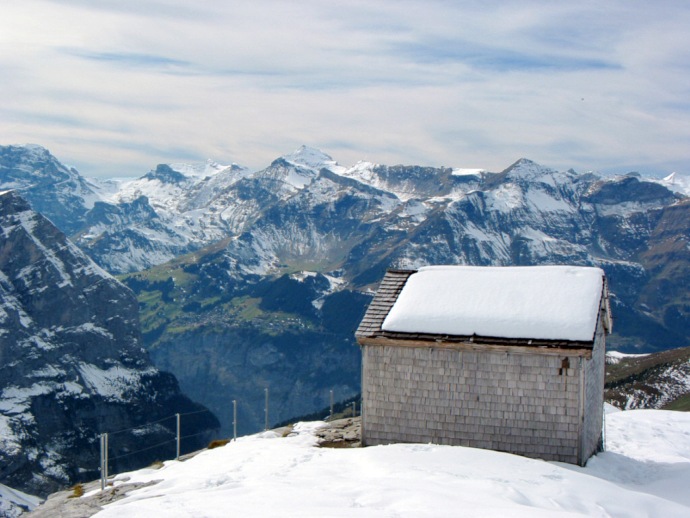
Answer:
[392,38,620,71]
[39,0,212,20]
[63,49,191,70]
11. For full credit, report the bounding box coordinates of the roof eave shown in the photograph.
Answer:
[359,331,594,349]
[357,334,594,357]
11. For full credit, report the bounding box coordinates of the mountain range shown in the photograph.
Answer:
[2,143,689,437]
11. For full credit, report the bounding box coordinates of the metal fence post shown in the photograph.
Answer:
[233,400,237,441]
[176,413,181,460]
[264,388,269,431]
[105,433,109,481]
[99,433,105,490]
[329,390,334,421]
[103,433,109,487]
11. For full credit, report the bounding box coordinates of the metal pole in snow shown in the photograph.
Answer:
[104,433,109,485]
[176,413,181,460]
[99,434,105,491]
[233,400,237,441]
[264,388,269,431]
[329,390,334,421]
[352,401,356,417]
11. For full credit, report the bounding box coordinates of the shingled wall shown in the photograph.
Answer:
[581,321,607,461]
[361,345,587,464]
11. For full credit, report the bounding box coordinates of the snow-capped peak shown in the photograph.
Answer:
[656,171,690,196]
[281,145,337,171]
[504,158,556,177]
[16,143,49,153]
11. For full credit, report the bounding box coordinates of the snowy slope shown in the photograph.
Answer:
[86,161,253,248]
[0,483,40,518]
[72,409,690,518]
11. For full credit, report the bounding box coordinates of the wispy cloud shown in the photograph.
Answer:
[391,38,620,71]
[40,0,211,21]
[63,49,191,70]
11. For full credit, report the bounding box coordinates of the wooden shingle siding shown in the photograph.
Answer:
[581,321,607,462]
[362,345,583,464]
[356,266,608,466]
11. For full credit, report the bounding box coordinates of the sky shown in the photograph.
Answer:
[2,1,690,178]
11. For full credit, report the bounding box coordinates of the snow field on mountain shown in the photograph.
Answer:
[77,363,159,401]
[90,409,690,517]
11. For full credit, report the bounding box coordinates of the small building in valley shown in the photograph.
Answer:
[355,265,612,466]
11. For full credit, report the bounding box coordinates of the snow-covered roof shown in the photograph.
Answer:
[375,265,607,343]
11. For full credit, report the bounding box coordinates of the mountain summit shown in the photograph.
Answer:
[281,145,337,171]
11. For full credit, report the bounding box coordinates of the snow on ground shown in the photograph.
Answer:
[486,182,524,211]
[85,410,690,518]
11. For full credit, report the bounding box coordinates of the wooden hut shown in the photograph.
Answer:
[355,265,612,465]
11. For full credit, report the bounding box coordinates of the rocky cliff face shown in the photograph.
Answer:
[0,191,218,498]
